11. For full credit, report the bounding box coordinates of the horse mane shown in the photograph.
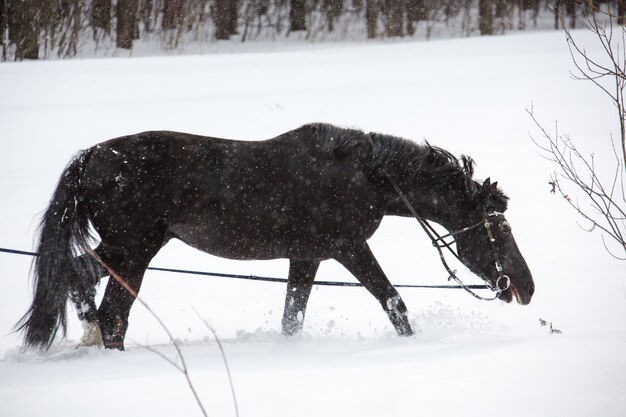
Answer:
[309,123,509,212]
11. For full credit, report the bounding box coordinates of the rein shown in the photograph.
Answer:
[0,247,490,290]
[365,133,509,301]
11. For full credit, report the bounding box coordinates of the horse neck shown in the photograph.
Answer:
[385,170,476,231]
[413,185,474,230]
[370,134,479,231]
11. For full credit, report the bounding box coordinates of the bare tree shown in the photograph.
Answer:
[90,0,112,33]
[2,0,615,61]
[479,0,494,34]
[321,0,342,32]
[214,0,239,40]
[406,0,427,35]
[290,0,307,31]
[565,5,626,168]
[7,0,39,59]
[116,0,139,49]
[366,0,379,38]
[528,107,626,258]
[385,0,405,37]
[0,0,6,60]
[162,0,184,30]
[529,4,626,259]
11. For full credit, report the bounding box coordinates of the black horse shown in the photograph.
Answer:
[17,123,534,350]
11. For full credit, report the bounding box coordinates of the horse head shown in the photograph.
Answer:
[455,178,535,305]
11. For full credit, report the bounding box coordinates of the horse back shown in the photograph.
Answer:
[80,126,386,259]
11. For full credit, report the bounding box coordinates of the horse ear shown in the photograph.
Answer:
[482,178,491,188]
[491,181,498,190]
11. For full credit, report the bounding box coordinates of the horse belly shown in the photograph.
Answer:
[168,201,382,261]
[167,221,306,260]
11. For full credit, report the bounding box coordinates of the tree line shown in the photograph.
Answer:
[0,0,623,60]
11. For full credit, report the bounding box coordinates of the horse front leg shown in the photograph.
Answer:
[334,242,413,336]
[281,259,320,336]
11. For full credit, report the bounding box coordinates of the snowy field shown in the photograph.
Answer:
[1,30,625,416]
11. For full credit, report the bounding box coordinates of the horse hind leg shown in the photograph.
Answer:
[95,236,164,350]
[69,250,107,347]
[281,259,320,336]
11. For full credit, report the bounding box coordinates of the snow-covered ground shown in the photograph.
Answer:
[1,31,625,416]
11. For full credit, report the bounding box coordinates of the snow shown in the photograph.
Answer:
[1,30,625,416]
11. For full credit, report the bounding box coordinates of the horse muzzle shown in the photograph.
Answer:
[499,280,534,305]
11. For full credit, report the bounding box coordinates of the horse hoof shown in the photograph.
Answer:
[103,340,125,350]
[77,320,104,347]
[400,327,414,337]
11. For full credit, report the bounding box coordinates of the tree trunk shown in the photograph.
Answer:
[554,0,560,30]
[162,0,179,30]
[289,0,306,32]
[366,0,378,38]
[68,0,83,56]
[618,0,625,26]
[116,0,139,49]
[325,0,343,32]
[228,0,238,35]
[385,0,404,37]
[495,0,506,18]
[214,0,238,39]
[406,0,426,35]
[91,0,112,32]
[7,0,39,60]
[1,0,6,44]
[479,0,494,35]
[141,0,154,32]
[565,0,575,28]
[0,0,7,60]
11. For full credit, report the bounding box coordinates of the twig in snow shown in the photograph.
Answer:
[87,248,209,417]
[193,309,240,417]
[539,318,562,335]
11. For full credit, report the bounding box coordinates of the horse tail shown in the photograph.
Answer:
[16,148,96,349]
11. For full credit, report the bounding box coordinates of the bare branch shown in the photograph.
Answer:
[528,107,625,256]
[601,234,626,260]
[564,7,626,167]
[136,342,184,372]
[194,309,240,417]
[565,29,618,102]
[578,0,625,21]
[529,5,626,257]
[87,249,210,417]
[553,173,623,242]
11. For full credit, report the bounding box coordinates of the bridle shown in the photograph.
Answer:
[365,134,510,301]
[427,211,511,300]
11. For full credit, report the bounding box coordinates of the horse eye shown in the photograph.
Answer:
[501,222,511,235]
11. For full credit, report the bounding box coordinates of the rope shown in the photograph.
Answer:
[0,246,489,290]
[0,248,37,256]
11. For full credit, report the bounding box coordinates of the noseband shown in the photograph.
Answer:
[365,134,509,301]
